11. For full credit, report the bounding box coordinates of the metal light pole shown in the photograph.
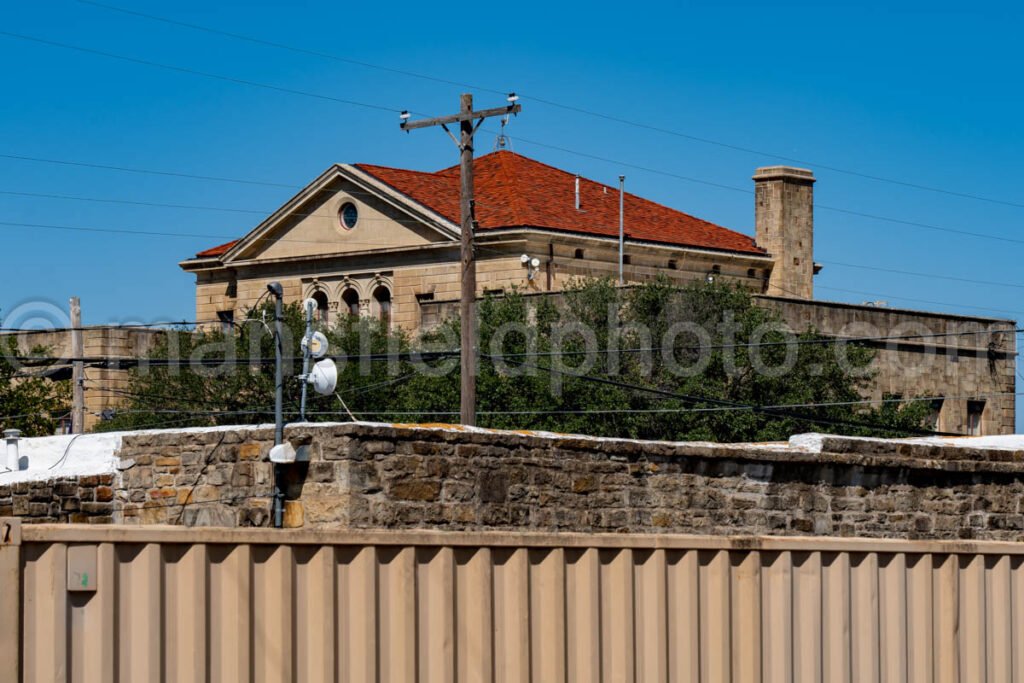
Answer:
[267,281,285,528]
[299,298,314,422]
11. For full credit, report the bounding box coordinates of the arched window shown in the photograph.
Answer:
[311,290,329,325]
[341,288,360,317]
[372,286,392,326]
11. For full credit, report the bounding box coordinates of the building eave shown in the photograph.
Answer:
[476,227,773,262]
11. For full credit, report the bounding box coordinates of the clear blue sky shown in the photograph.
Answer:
[1,0,1022,331]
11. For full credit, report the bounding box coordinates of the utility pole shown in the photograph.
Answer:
[69,297,84,434]
[267,281,285,528]
[400,93,521,426]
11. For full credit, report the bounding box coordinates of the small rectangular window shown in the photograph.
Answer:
[415,292,435,303]
[216,310,234,334]
[967,400,985,436]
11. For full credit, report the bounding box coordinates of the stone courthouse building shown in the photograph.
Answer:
[180,151,1016,435]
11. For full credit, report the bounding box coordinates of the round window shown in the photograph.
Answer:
[339,202,358,230]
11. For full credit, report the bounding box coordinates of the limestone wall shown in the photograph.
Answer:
[6,423,1020,539]
[420,291,1016,435]
[4,327,164,431]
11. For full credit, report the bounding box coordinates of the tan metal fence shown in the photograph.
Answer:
[3,520,1024,682]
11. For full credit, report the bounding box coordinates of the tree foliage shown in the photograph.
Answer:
[0,335,70,437]
[98,279,929,441]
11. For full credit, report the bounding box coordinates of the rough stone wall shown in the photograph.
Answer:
[753,166,815,299]
[421,290,1016,435]
[87,423,1024,540]
[115,428,278,527]
[0,474,115,523]
[3,327,163,430]
[758,295,1016,435]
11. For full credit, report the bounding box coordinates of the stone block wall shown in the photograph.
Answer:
[419,290,1017,435]
[95,424,1024,539]
[758,295,1016,435]
[9,423,1024,538]
[115,428,278,527]
[0,474,115,523]
[4,326,164,430]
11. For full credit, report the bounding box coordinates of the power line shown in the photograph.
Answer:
[3,28,1022,250]
[0,152,295,188]
[4,192,1024,314]
[7,324,1014,369]
[0,319,221,333]
[823,261,1024,291]
[75,0,499,96]
[505,132,1024,246]
[9,166,1024,295]
[0,184,469,251]
[8,138,1023,256]
[8,349,459,368]
[2,27,1021,307]
[479,353,963,437]
[816,286,1024,320]
[73,0,1024,211]
[0,217,445,250]
[291,390,1022,417]
[0,31,406,114]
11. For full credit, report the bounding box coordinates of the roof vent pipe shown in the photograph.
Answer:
[618,175,625,285]
[574,175,580,210]
[5,429,23,471]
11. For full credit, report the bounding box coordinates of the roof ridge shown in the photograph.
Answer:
[354,161,437,176]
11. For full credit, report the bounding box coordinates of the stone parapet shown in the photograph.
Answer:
[6,423,1024,539]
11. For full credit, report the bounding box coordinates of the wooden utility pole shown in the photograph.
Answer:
[400,93,521,426]
[69,297,84,434]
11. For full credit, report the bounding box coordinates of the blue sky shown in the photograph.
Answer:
[1,0,1022,333]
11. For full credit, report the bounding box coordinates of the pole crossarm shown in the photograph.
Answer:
[399,94,521,426]
[400,104,521,131]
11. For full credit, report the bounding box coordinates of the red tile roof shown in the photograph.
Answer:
[195,239,238,258]
[193,151,763,258]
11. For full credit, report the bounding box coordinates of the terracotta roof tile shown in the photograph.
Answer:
[194,151,763,257]
[194,239,238,258]
[357,151,763,255]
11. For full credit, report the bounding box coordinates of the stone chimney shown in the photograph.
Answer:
[754,166,816,299]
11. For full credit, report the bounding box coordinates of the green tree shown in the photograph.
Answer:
[401,277,928,440]
[94,301,417,432]
[100,279,929,441]
[0,335,70,436]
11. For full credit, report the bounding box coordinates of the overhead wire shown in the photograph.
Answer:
[72,0,1024,210]
[6,178,1024,296]
[0,30,1021,251]
[478,353,964,437]
[0,31,407,114]
[6,324,1015,370]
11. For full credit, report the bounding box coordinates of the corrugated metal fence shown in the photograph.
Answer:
[3,520,1024,682]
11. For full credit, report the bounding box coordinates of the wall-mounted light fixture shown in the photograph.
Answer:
[521,254,541,281]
